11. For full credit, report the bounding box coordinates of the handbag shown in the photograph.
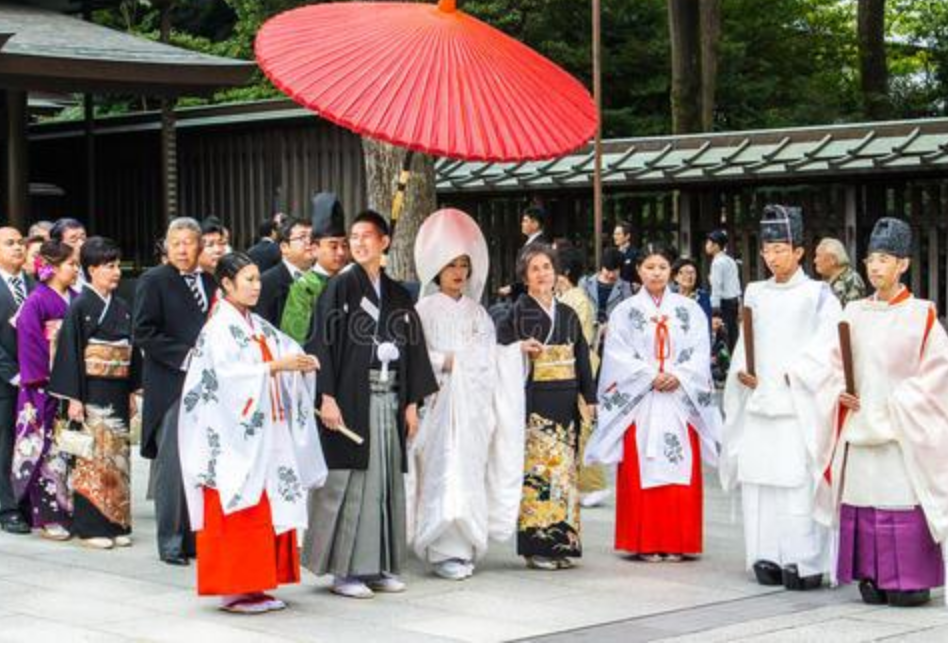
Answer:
[54,418,95,460]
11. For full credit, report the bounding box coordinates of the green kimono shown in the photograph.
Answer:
[280,270,330,344]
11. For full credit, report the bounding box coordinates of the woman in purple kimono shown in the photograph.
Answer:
[11,240,79,540]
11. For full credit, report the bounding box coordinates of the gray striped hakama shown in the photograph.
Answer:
[303,371,406,578]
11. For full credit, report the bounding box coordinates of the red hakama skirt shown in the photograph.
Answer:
[615,425,703,555]
[197,488,300,596]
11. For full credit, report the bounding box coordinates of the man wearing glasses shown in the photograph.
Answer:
[255,216,315,326]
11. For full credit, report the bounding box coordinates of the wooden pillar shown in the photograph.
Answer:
[678,190,693,259]
[592,0,603,270]
[2,90,28,229]
[844,185,858,264]
[84,93,96,226]
[161,101,178,225]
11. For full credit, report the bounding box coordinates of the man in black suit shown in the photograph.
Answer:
[497,206,550,300]
[133,217,216,565]
[0,227,32,535]
[254,216,314,326]
[247,214,284,274]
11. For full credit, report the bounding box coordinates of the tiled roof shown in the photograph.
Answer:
[436,119,948,193]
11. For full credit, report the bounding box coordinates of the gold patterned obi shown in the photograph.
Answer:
[84,340,132,379]
[531,344,576,383]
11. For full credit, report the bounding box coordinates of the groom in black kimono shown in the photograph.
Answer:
[303,210,437,599]
[133,217,216,565]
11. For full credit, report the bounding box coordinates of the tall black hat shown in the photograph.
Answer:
[760,204,804,246]
[311,192,346,238]
[867,217,912,258]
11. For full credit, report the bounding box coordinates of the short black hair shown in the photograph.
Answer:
[278,216,311,244]
[257,217,277,240]
[215,251,256,290]
[80,236,121,276]
[601,248,623,272]
[516,242,558,283]
[50,218,84,243]
[672,257,699,276]
[201,216,224,236]
[523,206,546,229]
[636,242,677,267]
[615,221,632,236]
[352,209,390,238]
[557,247,585,286]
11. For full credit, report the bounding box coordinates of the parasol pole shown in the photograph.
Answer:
[592,0,603,271]
[387,0,457,237]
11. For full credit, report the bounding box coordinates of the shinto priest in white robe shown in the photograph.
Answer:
[179,299,328,536]
[721,267,841,578]
[408,208,525,565]
[790,287,948,591]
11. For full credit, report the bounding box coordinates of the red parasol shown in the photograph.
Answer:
[254,0,597,163]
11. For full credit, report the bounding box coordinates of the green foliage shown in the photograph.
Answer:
[56,0,948,133]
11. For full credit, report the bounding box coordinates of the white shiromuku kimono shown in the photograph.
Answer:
[179,299,328,536]
[408,208,525,566]
[410,293,525,563]
[586,287,721,481]
[721,268,841,577]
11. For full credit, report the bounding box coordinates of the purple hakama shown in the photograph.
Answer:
[837,504,945,591]
[10,283,75,529]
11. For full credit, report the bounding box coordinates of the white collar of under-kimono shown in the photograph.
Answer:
[632,284,673,315]
[767,266,807,289]
[220,297,257,330]
[867,285,911,309]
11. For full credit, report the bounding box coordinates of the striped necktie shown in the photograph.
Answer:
[9,276,25,307]
[183,273,207,313]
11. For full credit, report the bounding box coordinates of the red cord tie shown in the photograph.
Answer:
[652,315,671,373]
[254,333,285,423]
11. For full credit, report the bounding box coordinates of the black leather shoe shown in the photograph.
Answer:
[782,564,823,591]
[888,589,931,607]
[753,560,783,586]
[161,555,190,566]
[0,516,30,535]
[858,579,888,605]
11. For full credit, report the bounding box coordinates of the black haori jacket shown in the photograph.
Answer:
[306,265,437,472]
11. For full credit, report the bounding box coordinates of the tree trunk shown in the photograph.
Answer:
[362,140,437,281]
[353,0,437,282]
[667,0,703,134]
[699,0,722,132]
[857,0,890,120]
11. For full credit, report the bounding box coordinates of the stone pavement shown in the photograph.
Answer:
[1,458,946,642]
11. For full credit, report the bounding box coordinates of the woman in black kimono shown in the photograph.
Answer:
[497,244,597,570]
[49,237,141,549]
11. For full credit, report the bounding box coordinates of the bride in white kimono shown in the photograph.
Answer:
[409,208,525,581]
[179,252,328,614]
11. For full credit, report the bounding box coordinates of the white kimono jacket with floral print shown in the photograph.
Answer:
[179,299,327,535]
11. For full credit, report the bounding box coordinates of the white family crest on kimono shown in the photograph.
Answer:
[179,299,327,535]
[586,287,720,488]
[791,293,948,543]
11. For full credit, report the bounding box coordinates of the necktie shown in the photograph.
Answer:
[184,273,207,313]
[9,276,25,307]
